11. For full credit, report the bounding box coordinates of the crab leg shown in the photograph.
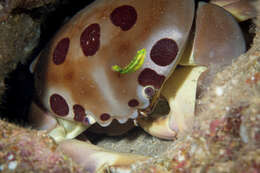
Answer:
[210,0,256,21]
[30,103,148,172]
[29,102,89,142]
[180,2,246,92]
[29,102,58,131]
[138,2,246,139]
[138,66,207,139]
[59,139,148,173]
[52,121,148,172]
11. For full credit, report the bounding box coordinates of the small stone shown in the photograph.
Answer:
[240,125,249,143]
[219,149,225,155]
[8,161,17,170]
[215,87,223,96]
[225,107,230,111]
[177,151,185,162]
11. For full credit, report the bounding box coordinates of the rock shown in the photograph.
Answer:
[0,120,85,173]
[0,14,40,102]
[0,0,57,21]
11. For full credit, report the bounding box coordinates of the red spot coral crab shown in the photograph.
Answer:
[29,0,254,172]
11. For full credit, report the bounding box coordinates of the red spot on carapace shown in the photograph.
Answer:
[110,5,137,31]
[50,94,69,116]
[80,23,100,56]
[73,104,86,122]
[138,68,165,89]
[150,38,178,66]
[53,37,70,65]
[128,99,139,107]
[100,113,111,121]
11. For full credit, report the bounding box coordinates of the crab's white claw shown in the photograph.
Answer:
[137,112,177,140]
[59,139,148,173]
[138,66,206,139]
[48,119,88,142]
[29,102,89,142]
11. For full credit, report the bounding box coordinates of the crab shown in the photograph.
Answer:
[29,0,255,172]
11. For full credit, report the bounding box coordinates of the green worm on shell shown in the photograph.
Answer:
[112,48,146,74]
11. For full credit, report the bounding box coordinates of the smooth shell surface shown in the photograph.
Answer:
[34,0,194,127]
[192,2,245,67]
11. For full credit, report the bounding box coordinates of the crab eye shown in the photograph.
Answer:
[143,86,155,99]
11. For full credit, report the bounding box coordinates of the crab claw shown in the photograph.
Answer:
[139,2,246,139]
[59,139,148,173]
[138,66,207,139]
[30,103,148,172]
[30,102,90,142]
[180,2,246,94]
[181,2,246,67]
[29,102,57,131]
[210,0,256,21]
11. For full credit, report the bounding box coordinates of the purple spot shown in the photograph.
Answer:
[128,99,139,107]
[144,86,155,98]
[50,94,69,116]
[83,117,89,125]
[100,113,111,121]
[150,38,179,66]
[73,104,85,122]
[53,37,70,65]
[80,23,100,56]
[138,68,165,89]
[110,5,137,31]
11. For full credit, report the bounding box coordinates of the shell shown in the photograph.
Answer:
[33,0,194,127]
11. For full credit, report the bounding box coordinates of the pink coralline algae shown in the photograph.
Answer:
[0,120,84,173]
